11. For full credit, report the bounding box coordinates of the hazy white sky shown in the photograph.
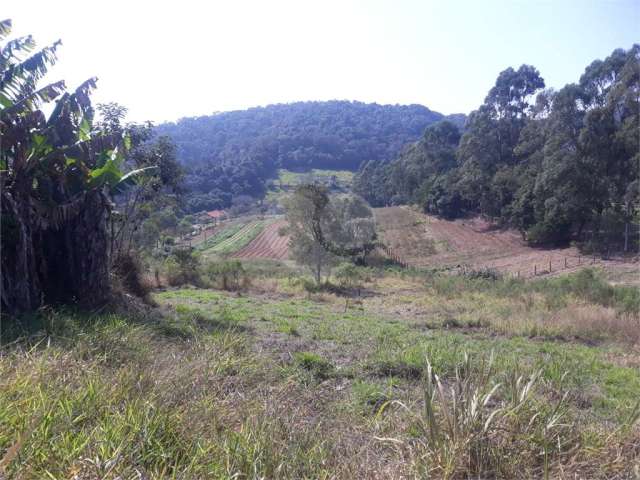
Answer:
[5,0,639,122]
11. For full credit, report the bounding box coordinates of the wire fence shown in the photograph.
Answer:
[378,245,609,279]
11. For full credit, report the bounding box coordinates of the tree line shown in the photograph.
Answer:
[157,101,464,212]
[354,46,639,251]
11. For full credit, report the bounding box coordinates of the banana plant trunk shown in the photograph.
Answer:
[1,190,111,315]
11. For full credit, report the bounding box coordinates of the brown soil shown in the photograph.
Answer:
[375,206,637,279]
[232,220,290,259]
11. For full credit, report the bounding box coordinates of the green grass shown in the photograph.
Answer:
[266,168,354,205]
[195,221,246,251]
[276,168,354,188]
[154,282,640,421]
[199,220,267,257]
[2,267,639,478]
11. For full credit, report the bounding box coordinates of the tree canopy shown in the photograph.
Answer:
[354,45,639,250]
[157,101,465,212]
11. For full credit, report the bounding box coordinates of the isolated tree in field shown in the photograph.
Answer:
[282,186,338,284]
[283,185,378,283]
[328,194,377,264]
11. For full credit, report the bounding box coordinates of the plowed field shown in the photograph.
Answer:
[375,206,633,278]
[232,220,289,259]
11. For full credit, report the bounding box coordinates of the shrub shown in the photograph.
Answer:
[206,260,248,291]
[462,266,502,281]
[334,262,366,291]
[113,252,152,298]
[165,248,202,286]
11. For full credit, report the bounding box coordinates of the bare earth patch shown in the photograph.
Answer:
[375,206,638,280]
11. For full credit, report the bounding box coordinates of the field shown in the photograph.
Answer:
[376,206,638,281]
[193,217,290,261]
[3,205,639,479]
[198,220,267,258]
[232,220,289,260]
[2,267,639,478]
[276,168,354,188]
[266,168,354,205]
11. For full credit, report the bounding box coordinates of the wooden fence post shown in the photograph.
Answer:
[549,260,552,272]
[564,257,567,269]
[534,265,537,276]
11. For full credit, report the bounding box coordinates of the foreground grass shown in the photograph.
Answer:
[1,268,639,478]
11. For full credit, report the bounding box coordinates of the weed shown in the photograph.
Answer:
[294,351,334,379]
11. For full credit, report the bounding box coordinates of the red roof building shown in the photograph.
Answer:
[206,210,227,220]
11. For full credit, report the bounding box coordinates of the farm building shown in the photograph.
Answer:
[207,209,228,225]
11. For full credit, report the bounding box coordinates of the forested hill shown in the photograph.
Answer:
[156,101,464,212]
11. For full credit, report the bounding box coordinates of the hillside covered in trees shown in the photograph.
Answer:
[354,45,640,251]
[157,101,464,212]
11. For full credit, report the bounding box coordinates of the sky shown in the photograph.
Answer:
[5,0,639,122]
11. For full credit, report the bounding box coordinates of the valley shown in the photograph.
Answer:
[1,13,638,480]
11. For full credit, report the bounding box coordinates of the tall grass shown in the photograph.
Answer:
[428,268,639,313]
[377,352,638,479]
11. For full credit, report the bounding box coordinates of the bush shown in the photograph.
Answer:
[165,248,202,286]
[113,253,152,298]
[333,262,366,290]
[526,221,571,246]
[206,260,248,291]
[462,266,502,281]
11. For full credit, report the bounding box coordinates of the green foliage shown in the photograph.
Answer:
[355,45,639,251]
[206,260,247,290]
[334,263,367,290]
[157,101,456,212]
[166,248,202,286]
[354,120,462,208]
[294,351,334,379]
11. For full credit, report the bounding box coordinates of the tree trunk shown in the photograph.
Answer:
[624,221,629,253]
[1,190,111,315]
[1,191,42,313]
[41,192,111,307]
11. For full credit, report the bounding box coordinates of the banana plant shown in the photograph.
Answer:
[0,19,158,314]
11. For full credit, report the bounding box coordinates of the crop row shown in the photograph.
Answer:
[205,221,267,255]
[196,222,247,252]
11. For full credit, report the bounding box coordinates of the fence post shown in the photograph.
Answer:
[534,265,537,276]
[578,255,581,265]
[549,260,552,272]
[564,257,567,269]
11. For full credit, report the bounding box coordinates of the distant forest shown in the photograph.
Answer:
[354,45,639,251]
[157,101,464,212]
